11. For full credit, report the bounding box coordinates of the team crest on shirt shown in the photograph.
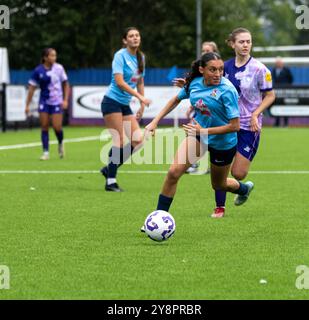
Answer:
[210,89,218,98]
[195,99,211,116]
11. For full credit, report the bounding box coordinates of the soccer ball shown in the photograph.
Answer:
[144,210,176,242]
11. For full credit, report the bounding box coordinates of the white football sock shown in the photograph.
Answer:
[107,178,117,185]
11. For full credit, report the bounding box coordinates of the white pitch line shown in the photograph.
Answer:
[248,171,309,174]
[0,170,309,174]
[0,128,176,151]
[0,170,99,174]
[0,136,101,151]
[0,170,167,174]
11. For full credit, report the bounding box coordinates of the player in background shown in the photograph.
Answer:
[144,52,254,222]
[100,27,151,192]
[212,28,276,218]
[202,41,219,55]
[25,48,69,160]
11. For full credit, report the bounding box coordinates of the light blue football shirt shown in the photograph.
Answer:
[178,76,240,150]
[105,48,145,105]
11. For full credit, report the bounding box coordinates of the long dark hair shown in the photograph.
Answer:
[41,47,55,63]
[184,52,222,92]
[123,27,144,74]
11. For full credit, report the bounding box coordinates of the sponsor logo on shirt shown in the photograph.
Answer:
[265,72,272,82]
[195,99,211,116]
[130,70,142,83]
[214,159,224,163]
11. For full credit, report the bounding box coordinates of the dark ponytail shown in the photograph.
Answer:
[123,27,144,74]
[185,52,222,93]
[184,60,202,93]
[136,48,144,74]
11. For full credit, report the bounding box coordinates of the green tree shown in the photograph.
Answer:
[0,0,306,69]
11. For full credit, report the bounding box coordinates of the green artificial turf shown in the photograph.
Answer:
[0,127,308,299]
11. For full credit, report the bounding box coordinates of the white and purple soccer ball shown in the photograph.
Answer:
[144,210,176,242]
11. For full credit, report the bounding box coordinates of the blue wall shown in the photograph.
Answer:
[10,66,309,85]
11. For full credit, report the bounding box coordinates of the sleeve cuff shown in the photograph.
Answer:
[260,88,273,92]
[28,80,38,86]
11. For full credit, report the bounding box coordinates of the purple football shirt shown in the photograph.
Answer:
[224,57,273,131]
[29,63,68,105]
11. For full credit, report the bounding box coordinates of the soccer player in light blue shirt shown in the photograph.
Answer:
[107,47,146,106]
[144,52,254,220]
[100,27,151,192]
[177,76,239,150]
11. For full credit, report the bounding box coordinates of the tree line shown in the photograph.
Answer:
[0,0,307,69]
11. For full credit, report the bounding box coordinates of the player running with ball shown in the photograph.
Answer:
[142,52,254,228]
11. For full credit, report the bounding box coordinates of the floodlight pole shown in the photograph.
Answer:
[196,0,202,59]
